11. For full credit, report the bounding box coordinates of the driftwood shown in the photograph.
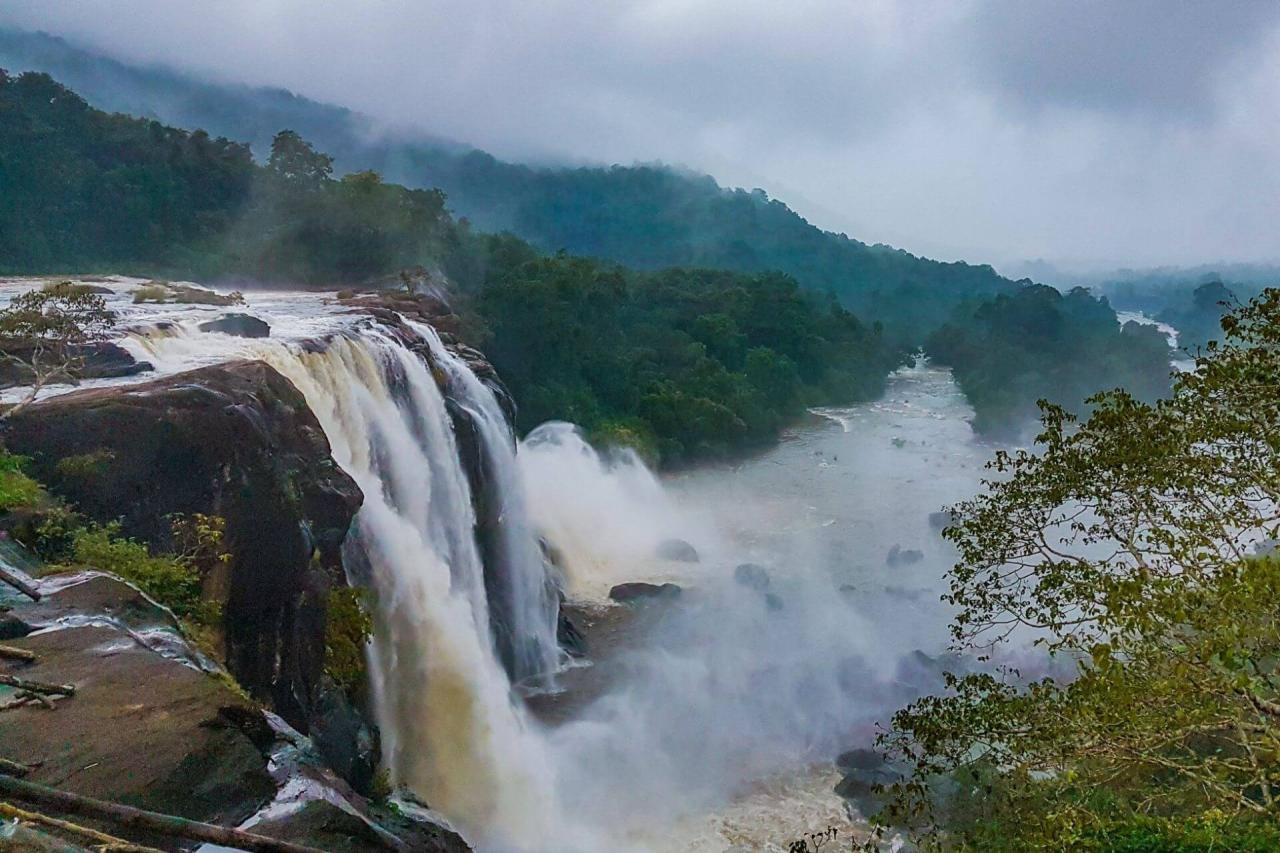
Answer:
[0,566,40,601]
[0,644,36,662]
[0,772,327,853]
[0,673,74,696]
[0,799,166,853]
[0,757,35,777]
[1,692,56,712]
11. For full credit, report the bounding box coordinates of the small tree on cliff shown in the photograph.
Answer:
[0,282,116,416]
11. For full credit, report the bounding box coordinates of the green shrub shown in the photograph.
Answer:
[0,452,43,511]
[54,449,115,481]
[70,522,204,620]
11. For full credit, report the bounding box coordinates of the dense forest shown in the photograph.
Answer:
[0,70,901,465]
[926,285,1174,439]
[476,256,903,462]
[0,64,1177,451]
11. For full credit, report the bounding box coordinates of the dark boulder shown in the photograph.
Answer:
[609,582,683,604]
[0,612,33,639]
[198,313,271,338]
[734,563,771,592]
[656,538,699,562]
[2,361,363,742]
[886,544,924,567]
[557,608,588,658]
[254,798,470,852]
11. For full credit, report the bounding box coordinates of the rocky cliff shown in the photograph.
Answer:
[2,360,371,783]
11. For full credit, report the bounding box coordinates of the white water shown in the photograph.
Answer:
[2,278,1001,851]
[408,319,562,685]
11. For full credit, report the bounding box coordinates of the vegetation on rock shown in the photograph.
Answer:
[324,585,373,697]
[0,282,117,415]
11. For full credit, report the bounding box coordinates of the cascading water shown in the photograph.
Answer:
[254,327,568,846]
[407,319,563,686]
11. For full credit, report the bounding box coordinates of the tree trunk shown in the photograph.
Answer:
[0,773,327,853]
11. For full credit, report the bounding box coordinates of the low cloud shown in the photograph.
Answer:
[3,0,1278,268]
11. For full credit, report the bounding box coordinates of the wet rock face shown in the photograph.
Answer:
[2,360,363,735]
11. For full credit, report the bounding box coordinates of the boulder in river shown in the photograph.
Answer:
[655,538,699,562]
[886,544,924,567]
[928,510,954,531]
[837,747,886,774]
[734,562,771,592]
[609,581,683,604]
[198,313,271,338]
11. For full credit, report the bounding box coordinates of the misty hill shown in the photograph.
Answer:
[0,27,1019,338]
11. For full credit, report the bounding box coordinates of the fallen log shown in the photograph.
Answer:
[0,644,36,662]
[0,757,34,777]
[0,773,327,853]
[16,690,55,709]
[0,800,166,853]
[0,673,74,696]
[0,566,40,601]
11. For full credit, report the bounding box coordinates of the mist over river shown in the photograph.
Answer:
[518,360,993,851]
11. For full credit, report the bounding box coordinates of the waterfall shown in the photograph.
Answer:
[408,319,563,686]
[254,324,566,845]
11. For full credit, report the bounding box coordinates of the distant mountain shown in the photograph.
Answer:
[0,27,1020,339]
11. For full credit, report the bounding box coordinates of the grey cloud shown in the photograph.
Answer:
[0,0,1277,268]
[966,0,1280,119]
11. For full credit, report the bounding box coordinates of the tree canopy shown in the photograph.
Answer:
[877,290,1280,849]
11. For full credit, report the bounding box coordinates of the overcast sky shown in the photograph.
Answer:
[3,0,1279,271]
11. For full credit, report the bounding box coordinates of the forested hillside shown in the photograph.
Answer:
[0,70,902,465]
[0,27,1018,337]
[927,285,1173,439]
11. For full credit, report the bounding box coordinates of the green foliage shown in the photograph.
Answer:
[877,290,1280,847]
[0,71,254,273]
[69,522,205,619]
[0,280,118,412]
[53,449,115,480]
[475,256,906,465]
[925,284,1173,438]
[0,451,43,510]
[325,585,373,696]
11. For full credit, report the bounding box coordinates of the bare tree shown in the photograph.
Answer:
[0,283,116,417]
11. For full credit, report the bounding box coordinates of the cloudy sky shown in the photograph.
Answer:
[3,0,1278,271]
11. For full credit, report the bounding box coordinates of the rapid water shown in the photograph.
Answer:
[2,277,999,851]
